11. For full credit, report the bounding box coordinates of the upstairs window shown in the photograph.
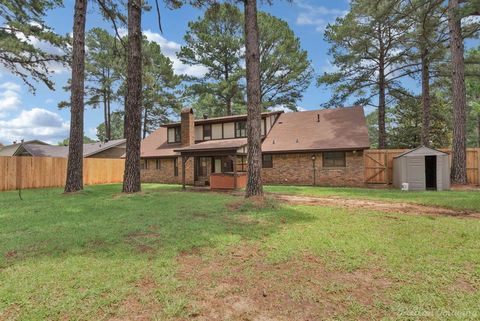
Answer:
[262,154,273,168]
[235,121,247,138]
[168,127,181,143]
[203,124,212,140]
[174,127,181,143]
[323,151,346,167]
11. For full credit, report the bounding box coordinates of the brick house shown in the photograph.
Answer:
[140,106,370,188]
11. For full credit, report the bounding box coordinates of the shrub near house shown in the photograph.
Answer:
[140,106,370,187]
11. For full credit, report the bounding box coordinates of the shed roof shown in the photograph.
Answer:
[393,146,448,158]
[262,106,370,153]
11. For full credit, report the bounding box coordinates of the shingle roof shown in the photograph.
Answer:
[140,106,370,157]
[262,106,370,153]
[0,140,49,156]
[141,127,180,158]
[83,139,126,157]
[174,138,247,152]
[21,144,69,157]
[0,139,126,158]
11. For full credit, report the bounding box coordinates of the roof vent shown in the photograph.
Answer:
[273,139,275,144]
[317,114,320,122]
[296,138,299,143]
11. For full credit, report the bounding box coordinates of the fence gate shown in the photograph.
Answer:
[364,150,388,184]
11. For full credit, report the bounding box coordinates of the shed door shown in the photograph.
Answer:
[406,156,425,190]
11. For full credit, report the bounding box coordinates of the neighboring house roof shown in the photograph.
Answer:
[393,146,448,158]
[162,111,283,128]
[262,106,370,153]
[0,140,50,156]
[0,139,126,158]
[19,144,69,157]
[141,127,180,158]
[174,138,247,153]
[83,139,126,157]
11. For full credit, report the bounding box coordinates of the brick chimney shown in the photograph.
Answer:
[181,107,195,146]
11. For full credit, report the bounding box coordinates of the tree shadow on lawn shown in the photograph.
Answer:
[0,183,316,268]
[0,184,320,320]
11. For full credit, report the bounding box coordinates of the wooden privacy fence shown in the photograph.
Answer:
[0,156,125,191]
[364,148,480,185]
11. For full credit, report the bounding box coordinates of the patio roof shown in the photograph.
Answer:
[174,138,247,154]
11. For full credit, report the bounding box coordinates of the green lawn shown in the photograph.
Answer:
[1,184,479,320]
[265,185,480,211]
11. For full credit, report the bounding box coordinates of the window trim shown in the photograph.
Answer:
[262,154,273,168]
[322,151,346,168]
[235,121,247,138]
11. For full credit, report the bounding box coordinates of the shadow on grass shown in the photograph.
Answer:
[0,183,316,268]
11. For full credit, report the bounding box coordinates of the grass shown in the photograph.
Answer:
[1,184,479,320]
[265,185,480,211]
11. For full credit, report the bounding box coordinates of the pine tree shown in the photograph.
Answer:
[0,0,67,91]
[122,0,142,193]
[64,0,87,193]
[244,0,263,197]
[318,0,411,148]
[178,3,244,116]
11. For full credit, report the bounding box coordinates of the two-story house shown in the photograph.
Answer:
[140,106,370,188]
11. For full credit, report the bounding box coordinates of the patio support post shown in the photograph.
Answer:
[233,154,237,189]
[182,156,186,190]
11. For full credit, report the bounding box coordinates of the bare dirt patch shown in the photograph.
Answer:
[272,194,480,219]
[107,276,161,321]
[176,245,392,320]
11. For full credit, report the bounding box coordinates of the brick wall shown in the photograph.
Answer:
[141,151,365,187]
[140,157,194,185]
[262,151,365,187]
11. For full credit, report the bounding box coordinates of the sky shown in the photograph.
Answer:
[0,0,477,145]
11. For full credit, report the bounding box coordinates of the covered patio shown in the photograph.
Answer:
[174,138,248,190]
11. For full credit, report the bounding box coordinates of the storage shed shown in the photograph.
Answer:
[393,146,450,191]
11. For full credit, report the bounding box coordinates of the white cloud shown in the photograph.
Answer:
[270,105,307,113]
[143,29,208,78]
[45,98,55,104]
[0,108,70,144]
[0,82,22,117]
[295,0,347,32]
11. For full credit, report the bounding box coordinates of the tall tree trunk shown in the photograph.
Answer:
[143,107,148,139]
[64,0,87,193]
[448,0,467,184]
[420,52,431,147]
[244,0,263,197]
[107,93,111,140]
[122,0,142,193]
[378,62,387,149]
[377,26,387,149]
[226,97,232,116]
[225,64,232,116]
[103,94,109,141]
